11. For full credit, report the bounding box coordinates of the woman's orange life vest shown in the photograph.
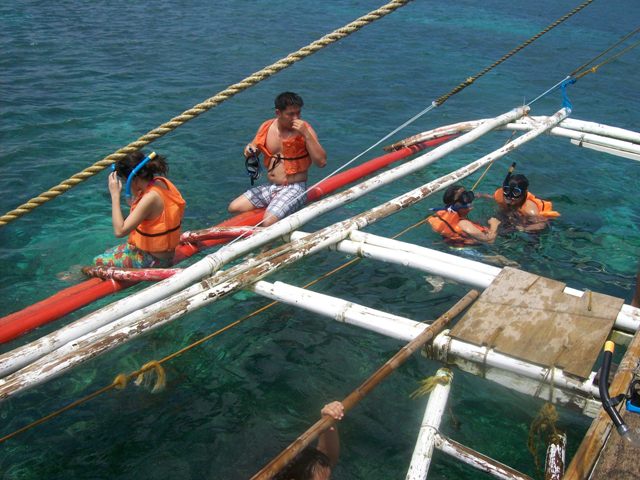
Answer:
[253,119,312,175]
[128,177,186,253]
[427,209,487,245]
[493,189,560,218]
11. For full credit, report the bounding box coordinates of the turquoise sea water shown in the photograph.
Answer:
[1,1,639,478]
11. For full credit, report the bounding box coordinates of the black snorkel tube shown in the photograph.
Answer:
[503,162,516,188]
[598,341,631,437]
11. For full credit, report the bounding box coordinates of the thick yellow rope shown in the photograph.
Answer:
[0,0,412,228]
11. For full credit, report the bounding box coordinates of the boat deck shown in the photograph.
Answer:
[447,266,640,478]
[450,267,623,379]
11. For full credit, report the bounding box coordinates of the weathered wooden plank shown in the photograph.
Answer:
[450,268,623,379]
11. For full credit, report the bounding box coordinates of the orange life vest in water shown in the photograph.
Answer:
[493,189,560,218]
[427,209,487,245]
[253,119,312,175]
[128,177,186,253]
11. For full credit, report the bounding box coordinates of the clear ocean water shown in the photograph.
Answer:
[1,1,639,478]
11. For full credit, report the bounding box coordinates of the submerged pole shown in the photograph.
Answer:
[406,369,452,479]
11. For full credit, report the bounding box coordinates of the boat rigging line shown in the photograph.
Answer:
[527,25,640,107]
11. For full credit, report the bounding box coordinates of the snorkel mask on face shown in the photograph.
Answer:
[502,162,522,199]
[451,189,475,210]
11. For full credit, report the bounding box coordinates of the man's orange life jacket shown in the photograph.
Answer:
[427,209,487,245]
[129,177,186,253]
[493,189,560,218]
[253,119,311,176]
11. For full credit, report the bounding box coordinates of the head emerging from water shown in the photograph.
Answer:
[274,446,332,480]
[443,184,475,212]
[502,174,528,206]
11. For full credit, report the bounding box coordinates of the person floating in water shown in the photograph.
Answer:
[228,91,327,227]
[93,151,186,268]
[427,184,501,245]
[490,164,559,232]
[274,401,344,480]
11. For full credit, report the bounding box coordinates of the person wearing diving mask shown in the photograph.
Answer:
[427,184,501,245]
[492,163,559,232]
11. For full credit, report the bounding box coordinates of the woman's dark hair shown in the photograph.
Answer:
[114,151,168,180]
[275,91,304,111]
[443,185,464,206]
[273,446,332,480]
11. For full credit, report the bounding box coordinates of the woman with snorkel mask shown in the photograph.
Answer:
[428,184,501,245]
[93,151,186,268]
[492,163,559,232]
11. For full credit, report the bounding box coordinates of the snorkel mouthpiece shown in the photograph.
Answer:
[503,162,516,188]
[125,151,156,199]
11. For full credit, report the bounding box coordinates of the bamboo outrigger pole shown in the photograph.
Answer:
[251,289,479,480]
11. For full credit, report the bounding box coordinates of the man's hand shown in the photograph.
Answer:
[291,119,310,137]
[244,143,257,158]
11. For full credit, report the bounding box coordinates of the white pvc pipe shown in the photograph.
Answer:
[348,231,501,277]
[528,116,640,144]
[570,139,640,162]
[0,107,528,379]
[251,280,427,341]
[401,116,640,155]
[435,435,533,480]
[293,230,640,334]
[432,332,601,400]
[344,232,640,334]
[503,123,640,157]
[330,238,496,289]
[406,368,452,480]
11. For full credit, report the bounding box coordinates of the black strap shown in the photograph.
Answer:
[136,223,181,237]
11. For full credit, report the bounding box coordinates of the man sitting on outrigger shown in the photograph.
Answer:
[228,91,327,227]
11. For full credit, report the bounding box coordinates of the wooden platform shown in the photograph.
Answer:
[450,267,624,379]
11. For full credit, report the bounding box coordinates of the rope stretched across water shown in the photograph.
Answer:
[0,0,412,228]
[433,0,595,106]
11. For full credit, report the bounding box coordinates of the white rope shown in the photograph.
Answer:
[526,75,571,107]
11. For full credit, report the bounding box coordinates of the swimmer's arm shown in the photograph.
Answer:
[517,219,548,232]
[517,201,548,232]
[318,401,344,467]
[475,192,494,200]
[459,218,501,243]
